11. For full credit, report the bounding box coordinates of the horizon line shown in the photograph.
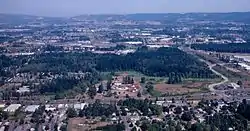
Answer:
[0,11,250,18]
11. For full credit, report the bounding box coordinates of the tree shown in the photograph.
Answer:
[176,123,182,131]
[54,123,58,131]
[123,76,134,84]
[137,92,142,97]
[121,109,127,116]
[146,83,154,93]
[131,127,137,131]
[19,119,24,125]
[168,73,182,84]
[54,93,64,100]
[88,86,97,99]
[140,121,149,131]
[174,106,182,114]
[163,106,169,113]
[181,111,192,121]
[60,125,67,131]
[0,111,9,120]
[45,125,50,131]
[66,108,77,118]
[237,99,250,120]
[237,80,243,86]
[76,82,88,93]
[140,77,146,83]
[171,98,175,103]
[98,83,104,93]
[107,79,112,90]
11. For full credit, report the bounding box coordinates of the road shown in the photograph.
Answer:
[208,64,229,91]
[180,46,229,92]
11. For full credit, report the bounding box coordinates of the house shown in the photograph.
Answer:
[73,103,88,110]
[4,104,22,112]
[0,104,5,109]
[16,86,30,94]
[45,105,56,111]
[25,105,40,112]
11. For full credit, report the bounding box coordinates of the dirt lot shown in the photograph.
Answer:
[112,90,138,97]
[155,84,200,94]
[243,81,250,88]
[154,80,215,95]
[68,117,110,131]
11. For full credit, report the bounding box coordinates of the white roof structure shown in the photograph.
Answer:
[147,45,170,48]
[238,63,250,70]
[16,86,30,93]
[73,103,88,110]
[45,104,56,111]
[0,126,5,131]
[4,104,21,112]
[0,104,5,108]
[124,41,143,45]
[57,104,65,109]
[25,105,40,112]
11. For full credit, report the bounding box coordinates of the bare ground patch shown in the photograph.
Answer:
[68,117,110,131]
[155,84,199,94]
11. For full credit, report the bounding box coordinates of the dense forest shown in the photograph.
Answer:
[0,55,13,84]
[39,71,101,94]
[191,43,250,53]
[22,47,216,79]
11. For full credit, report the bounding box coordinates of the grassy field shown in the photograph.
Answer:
[213,65,250,82]
[114,71,218,97]
[115,71,167,83]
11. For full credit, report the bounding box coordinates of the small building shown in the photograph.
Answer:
[156,101,165,106]
[16,86,30,94]
[124,41,143,45]
[0,104,5,108]
[229,83,240,89]
[57,104,65,109]
[73,103,88,110]
[4,104,21,112]
[25,105,40,112]
[45,105,56,111]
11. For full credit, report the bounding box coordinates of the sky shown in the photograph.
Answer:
[0,0,250,17]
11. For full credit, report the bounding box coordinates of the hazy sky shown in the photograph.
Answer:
[0,0,250,17]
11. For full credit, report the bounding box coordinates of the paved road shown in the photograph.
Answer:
[208,64,229,91]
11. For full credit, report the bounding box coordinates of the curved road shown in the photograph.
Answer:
[208,64,229,91]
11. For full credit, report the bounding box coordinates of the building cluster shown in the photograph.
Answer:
[0,102,88,131]
[111,75,140,93]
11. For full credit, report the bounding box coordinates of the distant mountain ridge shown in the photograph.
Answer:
[71,12,250,23]
[0,13,65,24]
[0,12,250,24]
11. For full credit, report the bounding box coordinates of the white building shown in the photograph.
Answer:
[25,105,40,112]
[0,104,5,108]
[73,103,88,110]
[4,104,22,112]
[16,86,30,94]
[124,41,143,45]
[45,105,56,111]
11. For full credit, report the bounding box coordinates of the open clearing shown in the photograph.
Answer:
[154,80,216,95]
[155,83,200,95]
[68,117,110,131]
[114,71,220,96]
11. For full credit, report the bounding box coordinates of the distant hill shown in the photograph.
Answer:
[0,13,65,25]
[1,12,250,24]
[72,12,250,23]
